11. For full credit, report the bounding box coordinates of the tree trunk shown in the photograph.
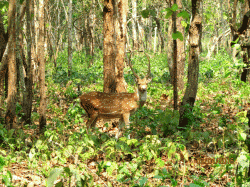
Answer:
[103,0,116,93]
[176,0,185,90]
[179,0,202,129]
[172,0,178,110]
[114,0,128,93]
[167,1,173,85]
[38,0,46,133]
[131,0,138,50]
[68,0,72,77]
[0,13,7,121]
[22,0,33,125]
[5,0,17,130]
[166,0,185,91]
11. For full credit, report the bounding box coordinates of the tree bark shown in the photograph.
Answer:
[5,0,17,130]
[0,13,7,121]
[22,0,33,125]
[172,0,178,110]
[68,0,72,77]
[179,0,202,129]
[176,0,185,90]
[38,0,46,133]
[103,0,116,93]
[131,0,138,50]
[114,0,128,93]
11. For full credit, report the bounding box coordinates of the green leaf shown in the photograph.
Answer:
[239,132,247,141]
[35,140,43,149]
[166,11,173,19]
[139,177,148,186]
[0,1,8,10]
[177,10,190,19]
[181,20,188,28]
[55,181,63,187]
[156,158,165,167]
[154,175,163,180]
[2,170,12,186]
[141,9,150,18]
[63,167,71,176]
[172,31,183,41]
[47,167,64,187]
[0,156,5,168]
[224,71,231,78]
[171,4,178,11]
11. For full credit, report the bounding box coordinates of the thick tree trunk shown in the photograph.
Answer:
[5,0,17,130]
[103,0,116,93]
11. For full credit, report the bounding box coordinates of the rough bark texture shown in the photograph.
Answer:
[0,14,7,61]
[131,0,138,50]
[38,0,47,133]
[166,0,185,91]
[114,0,128,93]
[22,0,33,125]
[103,0,116,93]
[172,0,178,110]
[176,0,185,90]
[5,0,17,130]
[0,13,7,121]
[179,0,202,128]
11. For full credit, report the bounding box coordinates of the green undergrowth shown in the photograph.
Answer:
[1,49,250,186]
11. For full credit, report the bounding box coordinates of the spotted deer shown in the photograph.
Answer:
[79,53,152,139]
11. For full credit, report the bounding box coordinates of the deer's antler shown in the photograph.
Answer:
[127,51,140,80]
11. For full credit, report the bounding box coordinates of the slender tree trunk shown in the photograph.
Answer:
[68,0,72,77]
[153,17,164,52]
[154,26,157,53]
[38,0,46,133]
[131,0,138,50]
[172,0,178,110]
[138,17,144,51]
[176,0,185,90]
[179,0,202,128]
[103,0,116,93]
[0,14,7,60]
[5,0,17,130]
[0,13,7,121]
[90,0,96,64]
[114,0,128,93]
[232,0,238,62]
[166,0,174,85]
[22,0,33,125]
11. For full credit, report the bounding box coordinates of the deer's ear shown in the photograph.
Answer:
[147,77,152,83]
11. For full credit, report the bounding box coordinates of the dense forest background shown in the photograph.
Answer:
[0,0,250,186]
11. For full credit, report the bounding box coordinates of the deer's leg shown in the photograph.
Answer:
[120,113,130,139]
[86,111,98,133]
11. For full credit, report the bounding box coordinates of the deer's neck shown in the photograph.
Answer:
[136,88,147,108]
